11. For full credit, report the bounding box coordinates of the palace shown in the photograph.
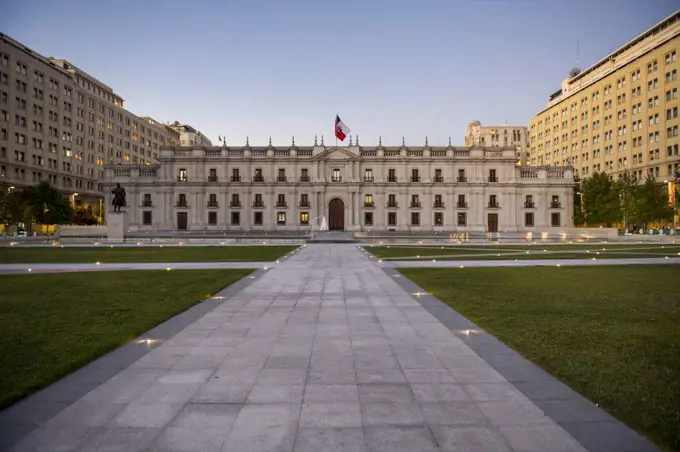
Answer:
[105,140,575,233]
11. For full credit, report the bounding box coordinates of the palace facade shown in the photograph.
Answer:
[105,141,575,232]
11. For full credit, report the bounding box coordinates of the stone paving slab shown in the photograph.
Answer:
[0,244,661,451]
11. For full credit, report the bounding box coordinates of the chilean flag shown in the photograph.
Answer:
[335,115,351,142]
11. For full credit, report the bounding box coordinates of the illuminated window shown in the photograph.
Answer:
[300,212,309,225]
[277,212,286,225]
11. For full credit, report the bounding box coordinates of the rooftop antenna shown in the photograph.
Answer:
[576,39,580,67]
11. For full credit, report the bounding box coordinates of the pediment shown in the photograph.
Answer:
[312,147,360,161]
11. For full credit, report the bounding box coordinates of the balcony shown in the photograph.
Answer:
[208,176,219,182]
[363,177,374,182]
[276,202,288,208]
[410,202,422,208]
[457,176,468,182]
[551,202,562,208]
[299,201,310,207]
[207,201,219,208]
[524,202,536,208]
[176,202,188,208]
[253,176,264,182]
[387,202,399,208]
[229,201,242,208]
[230,176,241,182]
[410,177,421,182]
[277,176,287,182]
[457,202,468,208]
[433,177,444,183]
[433,202,445,208]
[363,202,375,208]
[252,202,264,208]
[299,176,310,182]
[177,177,187,182]
[387,177,397,183]
[488,202,500,208]
[142,200,153,207]
[331,177,342,182]
[488,176,498,182]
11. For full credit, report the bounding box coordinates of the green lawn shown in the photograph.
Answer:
[0,245,296,263]
[367,244,680,260]
[399,265,680,451]
[0,269,252,408]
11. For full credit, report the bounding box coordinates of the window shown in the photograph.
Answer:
[666,50,677,64]
[434,194,443,207]
[332,168,341,182]
[364,168,373,181]
[208,211,217,225]
[364,194,373,207]
[300,168,309,181]
[525,212,534,227]
[434,212,443,226]
[209,168,217,181]
[277,212,286,225]
[15,61,27,75]
[388,194,397,207]
[278,168,286,182]
[300,212,309,225]
[388,212,397,226]
[231,211,240,225]
[457,212,467,226]
[434,169,442,182]
[254,193,263,207]
[411,212,420,226]
[457,194,466,208]
[177,194,187,207]
[231,193,240,206]
[208,193,218,207]
[364,212,373,226]
[388,168,396,182]
[489,195,498,208]
[457,169,466,182]
[254,168,263,181]
[254,211,263,225]
[142,211,152,225]
[300,193,309,206]
[489,169,497,182]
[178,168,187,181]
[411,169,419,182]
[411,194,420,207]
[277,194,286,207]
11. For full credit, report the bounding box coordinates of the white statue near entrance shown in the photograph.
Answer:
[319,216,329,231]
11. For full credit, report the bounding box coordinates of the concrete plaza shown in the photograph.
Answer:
[1,244,659,451]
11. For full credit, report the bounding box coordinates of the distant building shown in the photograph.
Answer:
[105,139,574,233]
[169,122,212,146]
[0,33,184,204]
[529,11,680,182]
[465,121,528,164]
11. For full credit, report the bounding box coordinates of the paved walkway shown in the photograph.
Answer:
[0,262,272,275]
[3,244,657,451]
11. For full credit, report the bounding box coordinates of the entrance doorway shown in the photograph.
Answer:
[487,213,498,233]
[328,198,345,230]
[177,212,188,230]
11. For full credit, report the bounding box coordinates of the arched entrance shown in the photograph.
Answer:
[328,198,345,230]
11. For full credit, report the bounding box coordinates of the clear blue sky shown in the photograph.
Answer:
[2,0,677,146]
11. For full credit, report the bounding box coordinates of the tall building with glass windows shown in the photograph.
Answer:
[0,33,182,205]
[528,11,679,183]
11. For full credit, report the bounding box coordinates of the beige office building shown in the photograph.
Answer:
[465,120,528,165]
[529,11,680,183]
[169,122,212,146]
[105,140,574,233]
[0,33,182,205]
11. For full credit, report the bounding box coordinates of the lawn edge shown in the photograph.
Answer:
[387,266,661,452]
[0,267,264,451]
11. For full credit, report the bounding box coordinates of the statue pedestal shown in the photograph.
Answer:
[107,210,127,242]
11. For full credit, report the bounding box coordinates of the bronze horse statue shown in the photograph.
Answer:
[111,183,126,212]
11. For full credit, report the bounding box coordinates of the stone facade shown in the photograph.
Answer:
[464,120,528,165]
[105,141,575,233]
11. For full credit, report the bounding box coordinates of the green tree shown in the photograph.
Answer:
[616,171,639,229]
[0,184,26,233]
[635,176,673,227]
[573,185,586,226]
[21,182,73,232]
[581,172,621,227]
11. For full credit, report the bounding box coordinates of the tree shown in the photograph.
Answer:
[635,176,674,227]
[19,182,73,233]
[0,184,26,233]
[616,171,639,229]
[573,185,586,226]
[580,172,621,227]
